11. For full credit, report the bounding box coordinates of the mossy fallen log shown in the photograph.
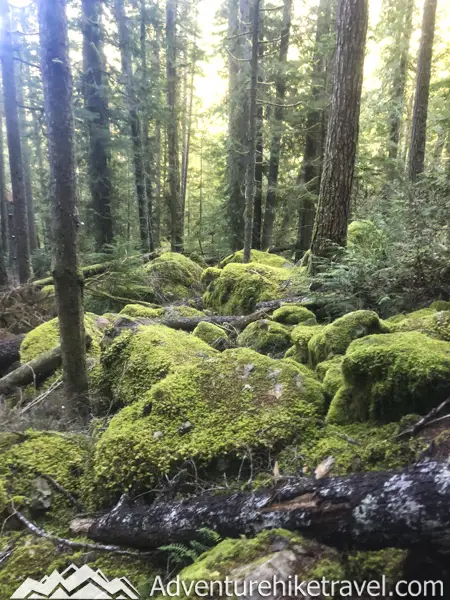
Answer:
[86,461,450,553]
[0,335,92,395]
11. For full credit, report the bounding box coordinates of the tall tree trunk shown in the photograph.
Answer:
[387,0,414,161]
[0,103,9,258]
[140,0,154,251]
[242,0,261,263]
[310,0,368,259]
[181,52,196,223]
[261,0,292,250]
[407,0,437,182]
[295,0,332,260]
[165,0,183,252]
[32,112,50,247]
[115,0,150,251]
[0,0,31,283]
[151,0,162,247]
[38,0,89,417]
[0,105,8,285]
[227,0,250,251]
[82,0,114,251]
[252,5,264,251]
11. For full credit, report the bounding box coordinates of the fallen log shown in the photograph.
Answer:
[0,334,25,376]
[0,335,92,395]
[87,461,450,553]
[255,296,313,311]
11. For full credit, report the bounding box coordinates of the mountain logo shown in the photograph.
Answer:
[10,563,140,599]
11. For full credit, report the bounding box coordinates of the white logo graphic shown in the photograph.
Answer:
[10,563,140,599]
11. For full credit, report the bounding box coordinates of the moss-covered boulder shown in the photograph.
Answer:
[327,332,450,425]
[272,304,317,325]
[285,324,324,364]
[430,300,450,311]
[221,249,293,269]
[193,322,229,348]
[308,310,389,367]
[119,304,165,319]
[200,266,221,286]
[99,325,216,406]
[94,348,325,497]
[388,307,450,342]
[237,319,291,358]
[315,356,345,402]
[175,530,343,599]
[144,252,204,302]
[204,262,302,316]
[347,220,386,257]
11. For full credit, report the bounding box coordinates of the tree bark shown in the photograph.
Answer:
[0,334,24,376]
[252,5,264,251]
[295,0,332,260]
[82,0,114,250]
[115,0,150,252]
[407,0,437,181]
[38,0,90,417]
[310,0,368,259]
[88,461,450,553]
[166,0,183,252]
[0,105,9,285]
[151,0,163,248]
[261,0,292,251]
[0,0,31,283]
[242,0,261,263]
[227,0,250,251]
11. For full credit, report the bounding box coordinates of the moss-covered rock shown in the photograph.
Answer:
[272,304,317,325]
[316,356,345,402]
[388,307,450,342]
[144,252,204,302]
[285,325,324,364]
[193,322,229,348]
[0,534,156,599]
[347,220,386,257]
[119,304,165,319]
[237,319,291,358]
[430,300,450,311]
[94,348,325,497]
[164,305,205,318]
[308,310,389,367]
[200,266,221,286]
[203,262,303,316]
[221,249,293,269]
[327,332,450,425]
[99,325,216,407]
[175,530,343,599]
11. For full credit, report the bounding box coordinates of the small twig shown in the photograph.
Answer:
[36,474,85,512]
[395,398,450,440]
[11,509,154,557]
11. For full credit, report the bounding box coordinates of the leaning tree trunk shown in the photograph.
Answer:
[38,0,90,418]
[82,0,114,251]
[261,0,292,251]
[115,0,150,252]
[295,0,332,260]
[407,0,437,182]
[88,461,450,554]
[166,0,183,253]
[0,0,31,283]
[242,0,261,263]
[310,0,368,259]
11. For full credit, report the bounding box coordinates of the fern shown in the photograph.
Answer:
[159,528,222,568]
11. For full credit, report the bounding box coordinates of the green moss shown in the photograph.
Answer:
[200,267,221,286]
[327,332,450,424]
[94,348,325,498]
[221,249,293,269]
[347,220,386,257]
[144,252,204,302]
[388,307,450,342]
[285,325,324,364]
[0,534,156,599]
[99,325,217,407]
[237,319,291,357]
[320,357,345,402]
[193,322,229,347]
[430,300,450,311]
[40,284,55,297]
[272,304,317,325]
[346,549,407,583]
[203,262,303,316]
[120,304,165,318]
[0,432,94,525]
[164,305,205,318]
[308,310,390,367]
[289,422,416,475]
[0,478,7,512]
